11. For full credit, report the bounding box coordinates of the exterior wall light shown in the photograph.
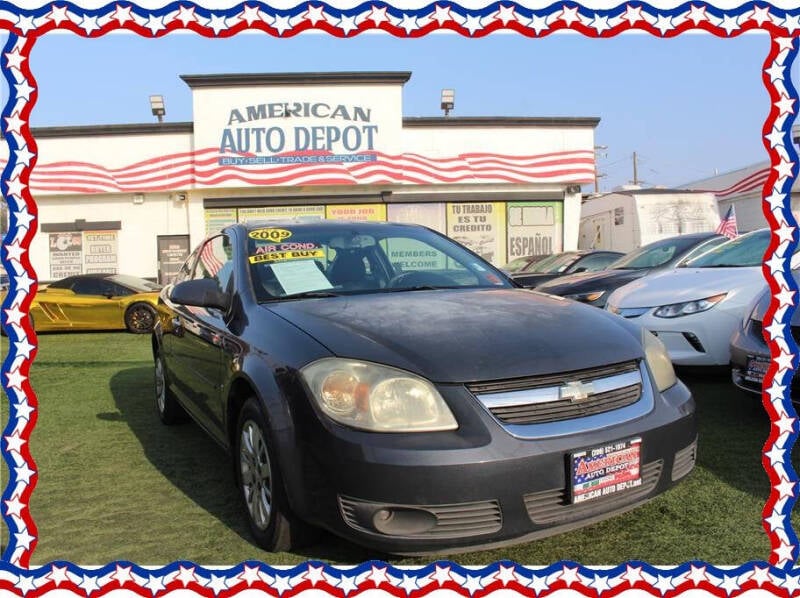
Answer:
[441,89,455,116]
[150,95,166,123]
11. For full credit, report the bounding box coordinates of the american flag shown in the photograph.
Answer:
[715,205,738,239]
[199,240,224,276]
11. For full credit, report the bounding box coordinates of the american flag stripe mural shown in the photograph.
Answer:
[1,149,596,194]
[696,166,772,198]
[0,1,799,597]
[714,167,772,197]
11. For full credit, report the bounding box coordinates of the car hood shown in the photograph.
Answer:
[265,288,643,384]
[608,266,765,308]
[510,272,560,286]
[535,268,646,294]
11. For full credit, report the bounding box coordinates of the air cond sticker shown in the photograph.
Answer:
[248,228,292,241]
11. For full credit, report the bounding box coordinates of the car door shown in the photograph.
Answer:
[166,234,232,442]
[44,276,125,329]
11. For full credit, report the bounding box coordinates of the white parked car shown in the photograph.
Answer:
[605,229,769,366]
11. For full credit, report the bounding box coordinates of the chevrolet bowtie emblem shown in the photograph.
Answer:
[560,380,594,402]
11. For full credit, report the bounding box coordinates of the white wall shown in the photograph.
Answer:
[33,192,190,280]
[402,126,594,159]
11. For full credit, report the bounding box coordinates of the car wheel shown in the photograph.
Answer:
[154,351,188,425]
[125,303,156,334]
[236,398,302,552]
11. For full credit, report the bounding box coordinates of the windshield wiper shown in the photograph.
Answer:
[260,290,342,302]
[703,264,744,268]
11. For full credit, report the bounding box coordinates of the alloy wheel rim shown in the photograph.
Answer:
[131,307,154,332]
[240,420,273,530]
[155,358,166,413]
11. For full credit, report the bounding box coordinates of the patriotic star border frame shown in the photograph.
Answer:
[0,1,799,596]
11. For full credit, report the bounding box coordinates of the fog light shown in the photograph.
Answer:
[682,332,706,353]
[373,509,393,524]
[371,507,437,535]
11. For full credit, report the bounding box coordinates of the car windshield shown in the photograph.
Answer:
[609,236,709,270]
[247,222,513,301]
[521,252,578,274]
[675,236,727,266]
[684,229,769,268]
[108,274,162,292]
[502,255,547,273]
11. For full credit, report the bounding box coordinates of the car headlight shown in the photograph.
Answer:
[642,329,677,392]
[301,358,458,432]
[653,293,727,318]
[565,290,605,303]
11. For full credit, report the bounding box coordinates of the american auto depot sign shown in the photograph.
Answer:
[219,100,379,165]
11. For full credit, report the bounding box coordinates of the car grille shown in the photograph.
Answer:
[749,320,766,344]
[671,439,697,481]
[523,460,663,525]
[338,496,502,539]
[469,360,642,425]
[467,360,638,394]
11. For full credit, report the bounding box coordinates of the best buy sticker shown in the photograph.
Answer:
[249,249,326,264]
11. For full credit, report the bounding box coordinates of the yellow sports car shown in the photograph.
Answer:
[24,273,162,334]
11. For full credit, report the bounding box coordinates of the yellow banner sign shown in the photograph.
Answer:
[249,249,326,264]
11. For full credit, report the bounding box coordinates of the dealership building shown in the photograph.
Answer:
[682,161,797,233]
[9,71,600,283]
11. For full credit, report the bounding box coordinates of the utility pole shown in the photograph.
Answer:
[632,151,640,186]
[594,145,608,193]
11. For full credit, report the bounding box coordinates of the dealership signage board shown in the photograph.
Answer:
[238,205,325,223]
[325,204,387,221]
[387,203,447,233]
[83,231,118,275]
[157,235,191,285]
[219,102,379,164]
[192,83,404,170]
[49,232,83,279]
[49,231,121,279]
[507,201,563,259]
[446,202,507,266]
[385,203,448,271]
[205,208,238,236]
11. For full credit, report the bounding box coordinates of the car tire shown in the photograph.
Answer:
[154,351,188,425]
[125,303,157,334]
[236,398,308,552]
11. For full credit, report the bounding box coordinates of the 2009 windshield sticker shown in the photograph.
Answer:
[248,228,292,241]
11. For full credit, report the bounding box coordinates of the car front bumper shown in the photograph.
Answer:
[730,321,781,399]
[288,373,697,555]
[730,323,770,395]
[607,308,741,366]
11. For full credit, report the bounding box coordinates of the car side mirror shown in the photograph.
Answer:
[573,267,587,273]
[170,278,230,312]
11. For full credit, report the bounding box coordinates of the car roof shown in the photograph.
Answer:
[238,219,416,231]
[63,273,115,279]
[640,231,723,249]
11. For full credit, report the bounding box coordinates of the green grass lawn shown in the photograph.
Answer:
[2,332,793,565]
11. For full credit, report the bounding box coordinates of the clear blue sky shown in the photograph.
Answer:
[23,31,774,191]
